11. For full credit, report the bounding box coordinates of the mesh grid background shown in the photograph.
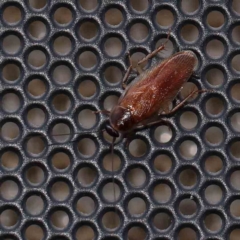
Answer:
[1,0,240,239]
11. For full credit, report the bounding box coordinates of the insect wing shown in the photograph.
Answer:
[118,51,196,126]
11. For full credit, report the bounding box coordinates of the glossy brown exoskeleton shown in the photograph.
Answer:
[101,47,209,225]
[103,50,206,140]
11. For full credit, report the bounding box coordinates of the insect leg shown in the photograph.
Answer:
[137,30,171,66]
[110,137,118,227]
[191,73,200,81]
[136,65,143,74]
[122,132,135,149]
[122,33,170,89]
[134,119,170,131]
[122,52,133,89]
[92,110,110,115]
[160,89,210,117]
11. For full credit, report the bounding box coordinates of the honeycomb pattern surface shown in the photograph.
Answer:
[1,0,240,239]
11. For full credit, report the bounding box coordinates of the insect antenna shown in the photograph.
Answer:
[22,129,103,147]
[111,136,118,229]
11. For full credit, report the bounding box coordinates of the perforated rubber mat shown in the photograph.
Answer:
[1,0,240,239]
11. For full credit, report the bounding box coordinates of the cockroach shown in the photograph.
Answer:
[92,40,209,226]
[100,50,207,143]
[22,36,209,230]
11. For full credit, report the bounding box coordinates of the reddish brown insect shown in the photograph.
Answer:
[22,37,210,230]
[95,44,209,225]
[102,50,207,142]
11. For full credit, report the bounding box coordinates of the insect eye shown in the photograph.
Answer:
[105,123,119,138]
